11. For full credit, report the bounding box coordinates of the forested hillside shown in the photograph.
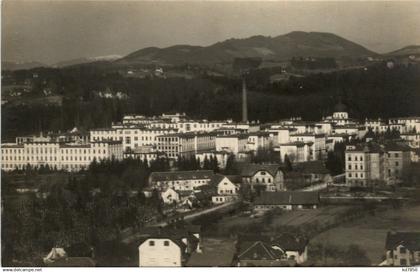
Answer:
[2,62,420,141]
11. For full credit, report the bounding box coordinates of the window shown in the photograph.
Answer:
[348,156,351,161]
[164,241,170,246]
[149,240,155,246]
[399,247,406,254]
[400,259,407,266]
[395,162,399,166]
[395,153,399,158]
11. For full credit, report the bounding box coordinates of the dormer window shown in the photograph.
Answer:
[164,241,170,246]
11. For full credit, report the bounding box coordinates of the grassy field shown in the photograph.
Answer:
[310,204,420,265]
[212,205,356,234]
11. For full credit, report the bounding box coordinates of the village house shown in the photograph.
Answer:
[236,233,309,266]
[148,170,214,192]
[384,231,420,266]
[211,174,241,204]
[240,164,285,192]
[138,225,201,267]
[161,188,180,205]
[253,191,319,212]
[293,161,333,184]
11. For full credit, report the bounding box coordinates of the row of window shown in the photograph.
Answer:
[148,240,170,247]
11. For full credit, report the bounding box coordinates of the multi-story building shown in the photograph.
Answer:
[289,133,327,160]
[1,140,123,172]
[90,126,177,152]
[156,132,216,159]
[345,142,411,187]
[215,134,248,155]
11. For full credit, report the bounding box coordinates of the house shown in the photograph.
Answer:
[43,242,95,267]
[149,170,214,192]
[211,174,241,204]
[345,142,411,187]
[139,237,185,267]
[384,231,420,266]
[236,233,308,266]
[293,161,333,184]
[253,192,319,211]
[161,188,180,205]
[186,238,236,267]
[240,164,285,192]
[138,225,201,267]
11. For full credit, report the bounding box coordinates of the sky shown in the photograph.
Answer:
[2,0,420,65]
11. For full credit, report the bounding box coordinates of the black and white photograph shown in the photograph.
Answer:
[1,0,420,269]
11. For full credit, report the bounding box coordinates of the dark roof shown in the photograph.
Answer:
[46,257,96,267]
[65,242,93,258]
[150,170,214,182]
[238,241,284,260]
[238,233,308,253]
[294,161,330,175]
[240,164,281,177]
[186,238,236,267]
[254,192,319,205]
[211,174,242,185]
[385,231,420,251]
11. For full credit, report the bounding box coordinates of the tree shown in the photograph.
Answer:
[203,155,210,170]
[284,154,293,171]
[345,244,370,266]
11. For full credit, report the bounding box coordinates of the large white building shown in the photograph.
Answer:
[156,132,216,159]
[1,140,123,172]
[345,142,411,187]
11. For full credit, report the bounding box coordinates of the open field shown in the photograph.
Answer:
[213,205,357,233]
[310,204,420,265]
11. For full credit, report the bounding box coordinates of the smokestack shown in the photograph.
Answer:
[242,76,248,123]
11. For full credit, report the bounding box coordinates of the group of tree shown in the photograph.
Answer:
[175,155,219,172]
[3,62,420,141]
[1,157,174,266]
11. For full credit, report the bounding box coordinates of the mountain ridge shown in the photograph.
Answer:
[117,31,378,66]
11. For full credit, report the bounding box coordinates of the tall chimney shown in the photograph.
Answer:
[242,76,248,123]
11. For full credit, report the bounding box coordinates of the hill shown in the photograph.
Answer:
[385,45,420,57]
[117,31,377,66]
[2,61,47,71]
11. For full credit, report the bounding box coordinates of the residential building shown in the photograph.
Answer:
[345,142,411,187]
[253,192,319,211]
[138,225,201,267]
[240,164,285,192]
[385,231,420,266]
[237,234,308,266]
[211,174,241,204]
[148,170,214,192]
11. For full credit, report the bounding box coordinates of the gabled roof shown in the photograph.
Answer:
[254,192,319,205]
[238,241,284,260]
[385,231,420,251]
[150,170,214,182]
[238,233,308,253]
[240,164,281,177]
[293,161,330,175]
[46,257,96,267]
[213,174,242,185]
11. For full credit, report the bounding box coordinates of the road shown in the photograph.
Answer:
[121,200,241,244]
